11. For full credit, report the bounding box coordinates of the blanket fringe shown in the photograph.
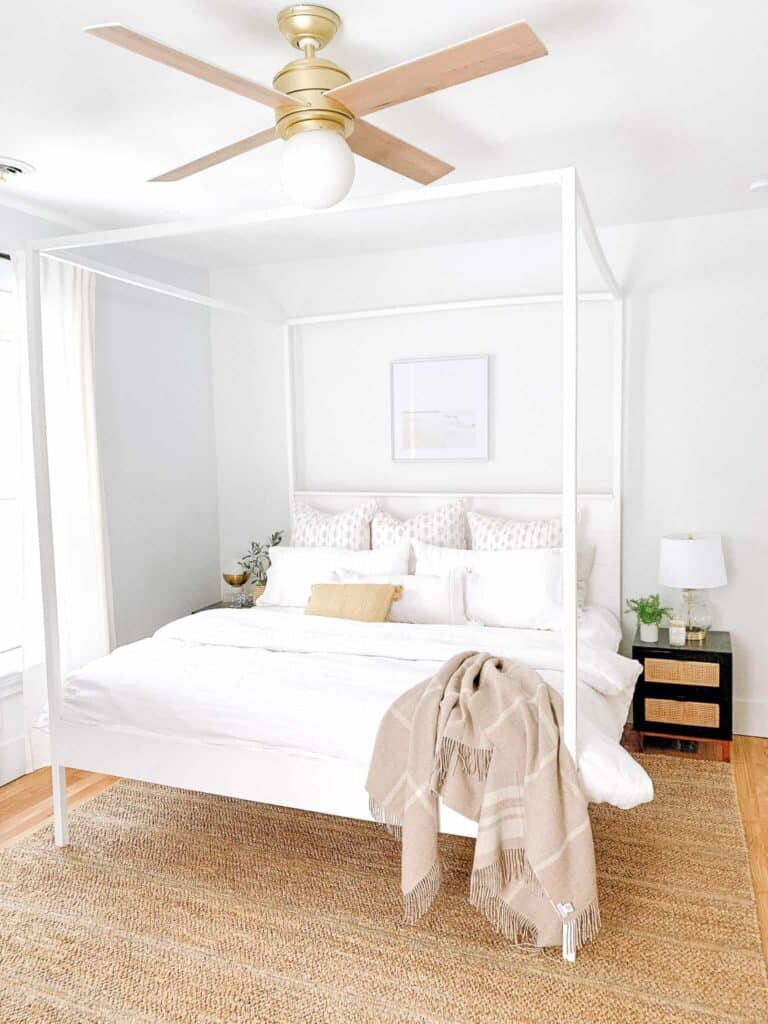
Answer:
[470,848,547,901]
[434,736,493,786]
[368,795,402,839]
[563,900,601,953]
[403,860,441,925]
[468,882,538,945]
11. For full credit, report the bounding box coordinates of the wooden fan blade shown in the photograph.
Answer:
[349,120,452,185]
[328,21,547,116]
[149,128,277,181]
[85,24,305,110]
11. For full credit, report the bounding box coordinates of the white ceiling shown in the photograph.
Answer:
[2,0,768,234]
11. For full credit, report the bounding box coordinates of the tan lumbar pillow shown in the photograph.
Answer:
[305,583,402,623]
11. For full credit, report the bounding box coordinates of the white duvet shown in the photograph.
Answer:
[59,605,652,810]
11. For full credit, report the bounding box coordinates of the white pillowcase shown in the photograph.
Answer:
[463,551,563,629]
[292,499,377,550]
[468,511,561,550]
[371,500,467,549]
[414,540,594,609]
[333,569,467,625]
[259,543,410,608]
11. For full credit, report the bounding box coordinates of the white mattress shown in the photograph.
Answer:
[58,606,652,810]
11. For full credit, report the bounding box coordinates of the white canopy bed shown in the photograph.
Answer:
[21,167,639,960]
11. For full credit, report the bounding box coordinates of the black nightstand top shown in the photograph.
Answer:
[633,628,731,655]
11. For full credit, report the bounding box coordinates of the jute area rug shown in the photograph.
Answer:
[0,755,765,1024]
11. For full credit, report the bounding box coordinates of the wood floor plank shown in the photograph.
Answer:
[0,767,116,848]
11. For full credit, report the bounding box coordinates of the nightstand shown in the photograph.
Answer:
[192,601,226,614]
[632,628,732,762]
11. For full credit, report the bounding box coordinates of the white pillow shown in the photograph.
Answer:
[259,543,410,607]
[371,500,467,550]
[333,569,467,625]
[413,540,485,575]
[292,498,376,550]
[469,511,561,550]
[464,550,563,629]
[414,540,594,608]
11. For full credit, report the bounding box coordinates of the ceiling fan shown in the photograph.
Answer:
[85,5,547,209]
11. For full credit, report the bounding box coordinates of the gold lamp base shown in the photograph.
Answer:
[685,627,709,643]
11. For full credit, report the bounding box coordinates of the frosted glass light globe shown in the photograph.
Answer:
[281,130,355,209]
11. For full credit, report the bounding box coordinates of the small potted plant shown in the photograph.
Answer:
[625,593,672,643]
[239,530,284,601]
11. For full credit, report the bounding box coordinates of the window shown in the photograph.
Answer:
[0,276,21,656]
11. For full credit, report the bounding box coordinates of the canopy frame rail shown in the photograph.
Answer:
[24,168,624,965]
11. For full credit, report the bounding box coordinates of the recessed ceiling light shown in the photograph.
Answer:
[749,176,768,192]
[0,156,35,184]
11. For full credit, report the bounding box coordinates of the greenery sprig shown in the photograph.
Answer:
[239,530,284,585]
[625,593,672,626]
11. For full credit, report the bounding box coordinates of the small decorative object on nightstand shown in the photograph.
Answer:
[222,562,251,607]
[239,529,285,601]
[632,628,732,762]
[668,619,686,646]
[625,593,672,644]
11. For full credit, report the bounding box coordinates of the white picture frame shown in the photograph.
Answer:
[390,354,489,462]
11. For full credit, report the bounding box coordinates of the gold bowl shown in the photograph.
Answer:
[222,571,250,588]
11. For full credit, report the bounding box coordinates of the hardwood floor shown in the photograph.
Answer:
[0,767,115,849]
[733,735,768,959]
[1,741,767,962]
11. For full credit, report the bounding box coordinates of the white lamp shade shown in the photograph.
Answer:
[280,130,355,209]
[658,534,727,589]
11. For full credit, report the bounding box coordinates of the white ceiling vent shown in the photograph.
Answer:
[0,157,35,183]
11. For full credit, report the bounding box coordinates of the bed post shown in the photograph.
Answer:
[560,169,579,765]
[613,298,624,612]
[560,169,579,962]
[283,323,296,505]
[23,247,69,847]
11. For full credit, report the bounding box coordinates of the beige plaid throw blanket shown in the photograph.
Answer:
[366,650,600,952]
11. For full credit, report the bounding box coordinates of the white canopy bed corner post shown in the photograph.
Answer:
[560,166,579,772]
[283,321,297,503]
[21,246,69,847]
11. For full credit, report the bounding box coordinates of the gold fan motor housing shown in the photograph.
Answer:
[273,6,353,140]
[276,5,341,51]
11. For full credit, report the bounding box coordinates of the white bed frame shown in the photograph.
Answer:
[23,168,623,958]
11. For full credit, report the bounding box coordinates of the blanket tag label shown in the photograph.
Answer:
[555,901,574,918]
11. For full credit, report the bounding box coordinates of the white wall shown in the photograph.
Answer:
[94,267,220,643]
[211,205,768,736]
[209,277,286,578]
[290,304,613,494]
[1,204,221,647]
[614,209,768,736]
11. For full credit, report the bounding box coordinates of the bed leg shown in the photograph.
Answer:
[52,763,69,847]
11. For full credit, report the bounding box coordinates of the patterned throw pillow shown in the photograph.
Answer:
[371,501,467,549]
[468,511,562,550]
[292,499,377,550]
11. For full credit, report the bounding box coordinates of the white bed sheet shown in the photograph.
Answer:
[57,605,652,810]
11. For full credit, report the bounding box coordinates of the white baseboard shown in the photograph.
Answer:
[734,699,768,738]
[0,734,26,786]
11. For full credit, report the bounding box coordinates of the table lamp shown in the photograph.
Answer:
[658,534,727,642]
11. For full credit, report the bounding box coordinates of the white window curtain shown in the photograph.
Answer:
[14,253,114,772]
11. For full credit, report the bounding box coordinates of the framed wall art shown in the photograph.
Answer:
[390,354,489,462]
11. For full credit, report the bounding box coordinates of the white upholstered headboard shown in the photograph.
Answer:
[293,491,621,619]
